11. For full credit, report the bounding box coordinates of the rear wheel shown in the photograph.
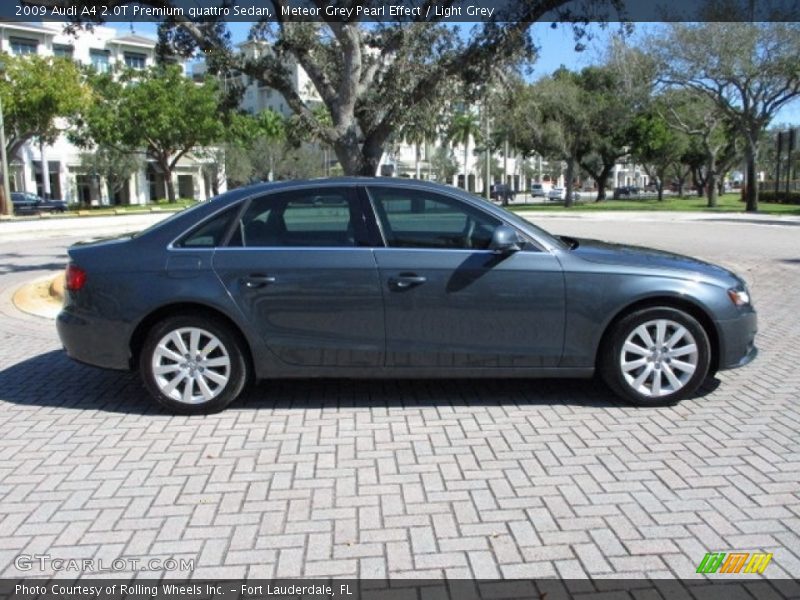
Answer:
[140,315,248,414]
[601,307,710,406]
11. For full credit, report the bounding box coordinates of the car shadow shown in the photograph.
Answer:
[0,350,721,415]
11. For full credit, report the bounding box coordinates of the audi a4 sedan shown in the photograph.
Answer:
[56,178,757,414]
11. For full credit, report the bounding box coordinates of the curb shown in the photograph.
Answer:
[12,273,64,320]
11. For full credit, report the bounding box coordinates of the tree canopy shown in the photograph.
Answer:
[0,53,87,159]
[72,64,224,201]
[49,0,622,176]
[652,22,800,211]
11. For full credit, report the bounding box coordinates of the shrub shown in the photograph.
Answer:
[758,191,800,205]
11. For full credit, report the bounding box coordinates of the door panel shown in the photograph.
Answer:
[211,186,384,367]
[213,249,384,367]
[365,185,565,368]
[374,249,565,367]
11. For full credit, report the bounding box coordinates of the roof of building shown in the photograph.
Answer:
[109,34,157,48]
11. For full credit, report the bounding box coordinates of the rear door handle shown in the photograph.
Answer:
[388,273,427,291]
[242,274,276,289]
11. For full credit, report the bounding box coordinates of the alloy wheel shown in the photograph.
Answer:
[151,327,232,405]
[619,318,699,398]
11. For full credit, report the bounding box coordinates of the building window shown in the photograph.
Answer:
[90,49,110,72]
[123,52,146,69]
[53,44,74,59]
[10,37,38,55]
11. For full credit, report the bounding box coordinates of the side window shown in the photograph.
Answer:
[368,187,501,250]
[177,205,239,248]
[234,187,363,248]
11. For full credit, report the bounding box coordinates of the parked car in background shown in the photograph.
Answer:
[548,187,565,201]
[11,192,68,215]
[613,186,641,199]
[530,183,546,198]
[57,178,757,414]
[490,183,515,203]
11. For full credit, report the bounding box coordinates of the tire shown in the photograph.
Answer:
[140,315,248,414]
[600,307,711,406]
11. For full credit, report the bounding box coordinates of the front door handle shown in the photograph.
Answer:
[242,274,276,289]
[388,273,427,291]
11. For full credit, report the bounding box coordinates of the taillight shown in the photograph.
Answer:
[65,264,87,291]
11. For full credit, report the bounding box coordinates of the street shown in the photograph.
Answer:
[0,214,798,580]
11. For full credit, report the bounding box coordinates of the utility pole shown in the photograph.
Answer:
[775,130,783,194]
[786,128,795,196]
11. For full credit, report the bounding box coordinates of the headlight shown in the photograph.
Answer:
[728,287,751,307]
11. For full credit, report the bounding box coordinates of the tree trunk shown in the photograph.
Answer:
[744,142,759,212]
[657,169,665,201]
[165,172,176,203]
[463,142,469,190]
[564,157,575,208]
[596,163,614,202]
[415,142,421,179]
[706,155,718,208]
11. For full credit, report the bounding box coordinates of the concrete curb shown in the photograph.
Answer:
[12,273,64,320]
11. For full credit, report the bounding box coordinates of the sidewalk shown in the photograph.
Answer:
[0,212,171,241]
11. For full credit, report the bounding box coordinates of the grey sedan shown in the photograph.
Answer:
[56,178,757,414]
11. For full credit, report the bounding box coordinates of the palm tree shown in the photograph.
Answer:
[447,111,481,190]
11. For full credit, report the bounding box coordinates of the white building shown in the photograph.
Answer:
[0,21,218,205]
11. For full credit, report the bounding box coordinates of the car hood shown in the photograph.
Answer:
[567,237,742,287]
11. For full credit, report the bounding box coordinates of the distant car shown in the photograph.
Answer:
[57,178,757,413]
[614,186,641,198]
[548,187,565,201]
[530,183,546,198]
[490,184,515,203]
[11,192,68,215]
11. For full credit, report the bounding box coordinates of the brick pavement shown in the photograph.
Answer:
[0,219,797,580]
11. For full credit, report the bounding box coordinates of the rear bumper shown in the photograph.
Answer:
[56,308,131,371]
[716,309,758,371]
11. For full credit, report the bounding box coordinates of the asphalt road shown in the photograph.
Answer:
[0,213,798,583]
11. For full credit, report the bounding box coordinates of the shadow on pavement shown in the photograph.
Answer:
[0,350,723,415]
[0,261,66,274]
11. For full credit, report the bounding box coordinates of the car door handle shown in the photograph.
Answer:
[242,274,276,289]
[388,273,427,291]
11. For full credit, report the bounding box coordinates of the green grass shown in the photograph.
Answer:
[508,193,800,216]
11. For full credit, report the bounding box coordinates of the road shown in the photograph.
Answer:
[0,213,798,582]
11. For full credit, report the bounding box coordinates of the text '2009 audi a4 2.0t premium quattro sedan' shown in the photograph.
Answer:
[56,179,757,414]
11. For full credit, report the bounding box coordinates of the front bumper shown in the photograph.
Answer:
[56,308,132,371]
[715,309,758,371]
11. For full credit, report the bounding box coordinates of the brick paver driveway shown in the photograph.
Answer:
[0,215,797,579]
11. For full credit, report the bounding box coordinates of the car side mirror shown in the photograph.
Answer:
[489,225,522,254]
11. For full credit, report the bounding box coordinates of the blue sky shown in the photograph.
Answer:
[112,21,800,125]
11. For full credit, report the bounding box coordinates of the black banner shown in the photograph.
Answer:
[1,579,800,600]
[5,0,800,23]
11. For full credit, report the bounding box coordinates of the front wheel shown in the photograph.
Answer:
[600,307,711,406]
[140,315,248,414]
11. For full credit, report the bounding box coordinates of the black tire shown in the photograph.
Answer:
[140,315,248,414]
[600,307,711,406]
